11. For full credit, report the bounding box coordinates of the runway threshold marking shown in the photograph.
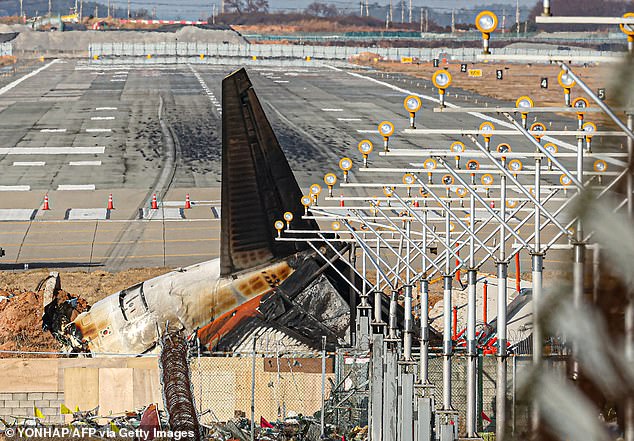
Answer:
[0,59,60,97]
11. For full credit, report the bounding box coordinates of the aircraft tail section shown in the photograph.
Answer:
[220,68,318,277]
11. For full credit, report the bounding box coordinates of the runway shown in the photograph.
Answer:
[0,59,622,271]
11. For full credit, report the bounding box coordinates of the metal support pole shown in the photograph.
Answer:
[571,129,585,381]
[443,201,454,411]
[250,338,257,441]
[496,167,508,441]
[320,336,326,437]
[466,192,478,438]
[403,221,413,361]
[625,113,634,441]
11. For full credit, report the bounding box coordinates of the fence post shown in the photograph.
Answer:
[320,336,327,438]
[251,338,257,441]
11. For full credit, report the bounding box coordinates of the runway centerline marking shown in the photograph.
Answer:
[337,118,362,121]
[95,107,117,110]
[86,128,112,133]
[322,108,344,112]
[40,129,67,133]
[0,186,30,191]
[91,116,115,120]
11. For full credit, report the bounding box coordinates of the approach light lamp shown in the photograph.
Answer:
[558,70,576,106]
[466,159,480,172]
[594,159,608,183]
[309,183,322,205]
[496,143,511,157]
[530,122,546,142]
[582,122,596,151]
[423,158,437,183]
[442,174,455,188]
[432,70,452,107]
[515,96,534,128]
[482,173,494,197]
[358,139,373,167]
[508,159,523,175]
[450,141,465,167]
[378,121,395,152]
[419,187,429,198]
[560,174,572,191]
[383,186,395,198]
[404,95,422,128]
[572,97,590,126]
[475,10,499,54]
[274,220,285,237]
[331,220,342,231]
[620,13,634,52]
[449,222,456,233]
[403,173,416,196]
[544,142,558,170]
[456,187,467,198]
[339,157,353,183]
[283,211,294,229]
[324,173,337,196]
[479,121,495,148]
[300,194,312,214]
[506,199,518,209]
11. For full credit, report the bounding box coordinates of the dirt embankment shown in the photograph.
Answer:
[0,268,171,356]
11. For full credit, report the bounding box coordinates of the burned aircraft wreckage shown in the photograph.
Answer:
[46,68,411,355]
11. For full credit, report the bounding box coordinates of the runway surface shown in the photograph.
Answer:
[0,59,623,272]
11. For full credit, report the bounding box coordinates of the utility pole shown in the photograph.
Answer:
[419,7,422,33]
[107,0,111,17]
[221,0,225,14]
[365,0,369,17]
[408,0,411,23]
[502,8,506,33]
[48,0,52,17]
[400,0,404,23]
[389,0,392,24]
[79,0,83,21]
[360,1,363,16]
[128,0,131,18]
[19,0,23,17]
[212,3,216,23]
[451,9,455,33]
[95,4,98,19]
[425,8,428,32]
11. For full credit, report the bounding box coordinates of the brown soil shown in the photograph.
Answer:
[355,60,620,127]
[0,267,171,306]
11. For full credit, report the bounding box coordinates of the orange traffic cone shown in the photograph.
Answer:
[414,200,420,208]
[151,194,158,209]
[43,194,50,211]
[185,194,191,209]
[107,193,114,210]
[339,194,344,207]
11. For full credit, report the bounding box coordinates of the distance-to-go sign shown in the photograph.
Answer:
[358,139,373,155]
[530,122,546,140]
[558,70,576,89]
[593,159,607,172]
[300,195,312,207]
[475,10,498,34]
[481,173,494,186]
[450,141,466,153]
[468,69,483,77]
[620,12,634,36]
[404,95,422,113]
[402,173,416,186]
[466,159,480,171]
[540,78,548,89]
[378,121,395,137]
[324,173,337,186]
[339,157,353,171]
[560,174,572,186]
[423,158,437,170]
[432,70,452,89]
[309,183,322,195]
[508,159,523,172]
[496,70,503,80]
[516,96,534,110]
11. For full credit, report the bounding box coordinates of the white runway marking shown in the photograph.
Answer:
[40,129,67,133]
[140,207,185,220]
[0,185,30,191]
[69,161,102,166]
[337,118,362,121]
[111,79,126,82]
[322,108,344,112]
[0,59,60,97]
[274,80,289,83]
[0,147,105,155]
[96,107,117,110]
[86,128,112,133]
[66,208,109,220]
[0,209,37,221]
[13,161,45,166]
[91,116,115,120]
[356,129,377,134]
[58,184,96,191]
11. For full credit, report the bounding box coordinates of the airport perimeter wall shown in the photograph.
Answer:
[0,356,334,426]
[87,42,619,63]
